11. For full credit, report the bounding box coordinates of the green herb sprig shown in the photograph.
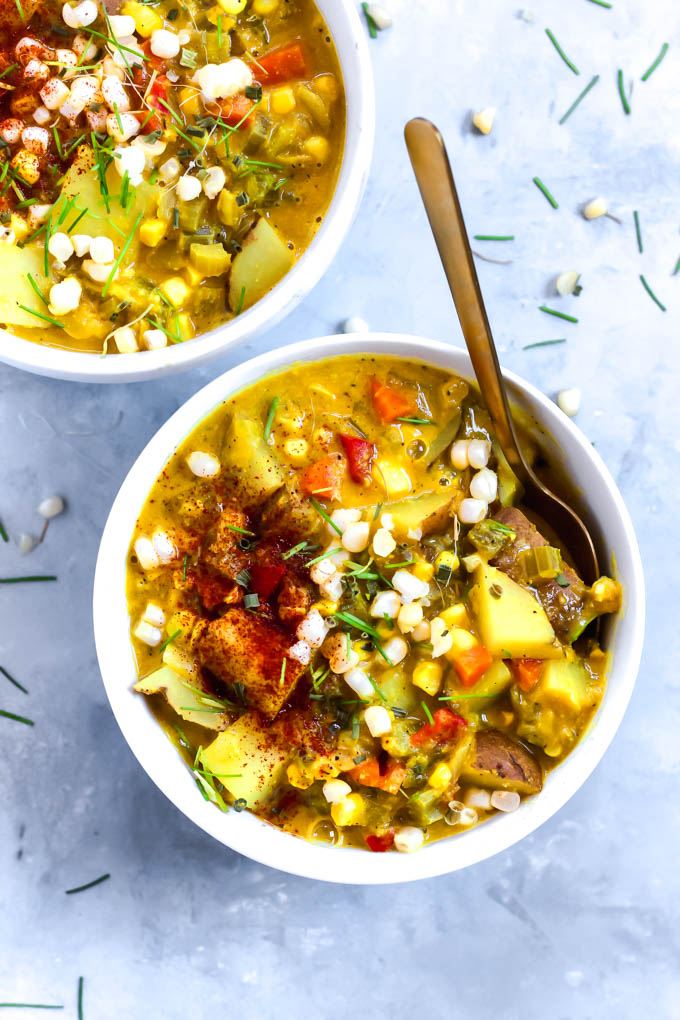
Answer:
[65,873,110,895]
[532,177,559,208]
[641,42,668,82]
[559,74,600,124]
[545,29,580,74]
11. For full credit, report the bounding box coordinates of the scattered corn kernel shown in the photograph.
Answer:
[330,792,365,827]
[179,86,200,117]
[435,549,460,577]
[216,0,247,13]
[314,74,338,100]
[252,0,279,12]
[445,628,478,660]
[160,276,190,307]
[439,603,470,630]
[304,135,330,163]
[284,438,309,463]
[270,86,296,115]
[583,197,608,220]
[412,560,435,582]
[412,661,443,696]
[217,188,239,228]
[473,107,495,134]
[428,762,453,790]
[139,218,166,247]
[122,1,162,36]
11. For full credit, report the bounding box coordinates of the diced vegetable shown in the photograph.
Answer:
[201,713,289,807]
[517,545,562,583]
[410,708,467,748]
[408,787,446,826]
[371,379,414,423]
[219,93,256,127]
[386,490,453,537]
[346,756,406,795]
[534,659,593,714]
[299,454,346,501]
[460,730,543,794]
[251,43,307,84]
[450,644,494,688]
[0,243,50,328]
[424,409,462,466]
[189,243,232,276]
[365,831,395,852]
[510,658,543,692]
[228,217,295,313]
[221,411,285,501]
[339,434,375,484]
[469,562,562,659]
[134,665,229,729]
[467,519,516,555]
[447,660,513,706]
[249,563,285,600]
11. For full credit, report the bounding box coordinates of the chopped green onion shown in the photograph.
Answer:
[333,611,392,664]
[586,0,611,6]
[639,274,666,312]
[0,574,57,583]
[373,503,383,521]
[311,498,342,535]
[633,210,643,253]
[77,978,83,1020]
[180,48,198,68]
[280,658,286,685]
[0,1005,63,1011]
[473,234,515,241]
[14,0,24,21]
[369,675,388,702]
[263,396,279,441]
[65,873,110,895]
[421,701,434,726]
[617,69,631,115]
[532,176,559,208]
[558,74,600,124]
[0,708,34,726]
[361,1,377,38]
[244,593,260,609]
[673,254,680,276]
[539,306,579,323]
[113,102,124,134]
[216,13,223,45]
[102,211,143,297]
[307,547,342,566]
[282,541,309,560]
[0,63,18,80]
[523,338,567,350]
[236,285,246,315]
[159,629,181,653]
[43,214,51,276]
[26,273,48,307]
[1,664,27,694]
[396,417,436,425]
[641,42,668,82]
[182,553,188,581]
[545,29,580,74]
[226,523,255,536]
[0,519,6,542]
[17,305,65,329]
[234,569,251,588]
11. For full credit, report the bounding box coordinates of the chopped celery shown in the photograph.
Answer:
[518,546,562,583]
[178,196,208,233]
[468,519,516,555]
[189,243,232,276]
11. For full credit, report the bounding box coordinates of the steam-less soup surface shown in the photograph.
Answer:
[126,356,621,853]
[0,0,344,353]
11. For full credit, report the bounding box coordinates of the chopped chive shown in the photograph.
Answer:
[373,503,383,521]
[120,170,130,210]
[263,396,279,441]
[67,207,88,234]
[1,665,27,694]
[545,29,580,74]
[558,74,600,124]
[280,658,286,685]
[333,611,392,664]
[236,285,246,315]
[539,305,579,323]
[617,69,631,115]
[395,417,436,425]
[586,0,611,6]
[26,273,49,307]
[0,708,34,726]
[307,547,343,566]
[102,211,143,297]
[77,978,83,1020]
[159,629,181,653]
[52,125,63,159]
[17,305,65,329]
[14,0,24,21]
[369,676,388,702]
[473,234,515,241]
[65,873,110,895]
[182,553,188,581]
[0,1005,63,1010]
[217,13,223,45]
[351,712,360,739]
[523,338,567,350]
[0,520,6,542]
[0,575,57,583]
[43,214,51,276]
[673,254,680,276]
[226,524,255,536]
[361,1,377,37]
[532,176,559,208]
[234,569,251,588]
[0,63,18,80]
[311,499,342,535]
[282,541,308,560]
[87,26,148,61]
[633,210,643,253]
[57,195,76,226]
[641,42,668,82]
[421,701,434,725]
[113,102,124,134]
[639,274,666,312]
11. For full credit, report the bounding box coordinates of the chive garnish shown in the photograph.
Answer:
[67,207,88,234]
[65,873,110,895]
[1,665,27,694]
[26,273,49,307]
[641,42,668,82]
[217,13,223,45]
[545,29,580,75]
[348,419,366,438]
[14,0,24,21]
[633,210,643,253]
[617,69,631,115]
[373,503,383,521]
[263,396,279,441]
[77,977,83,1020]
[361,1,377,38]
[523,338,567,350]
[539,305,579,323]
[673,254,680,276]
[558,74,600,124]
[0,63,18,80]
[17,305,65,329]
[332,611,392,664]
[0,708,34,726]
[307,547,342,566]
[396,417,436,426]
[113,103,124,134]
[369,676,388,702]
[473,235,515,241]
[226,524,255,536]
[244,593,260,609]
[282,541,308,560]
[586,0,611,6]
[311,499,342,536]
[182,553,188,581]
[639,274,666,312]
[234,569,251,588]
[421,701,434,726]
[0,1005,62,1010]
[0,520,7,542]
[52,125,63,159]
[57,195,76,226]
[0,575,57,583]
[159,629,181,653]
[236,285,246,315]
[532,176,558,208]
[102,211,143,297]
[280,658,286,685]
[43,214,51,276]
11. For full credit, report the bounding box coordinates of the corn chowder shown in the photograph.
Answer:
[0,0,344,352]
[126,356,621,853]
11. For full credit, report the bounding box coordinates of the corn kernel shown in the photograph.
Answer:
[287,762,313,790]
[304,135,330,163]
[122,1,162,36]
[217,0,246,13]
[314,74,338,100]
[10,214,29,241]
[270,86,296,115]
[435,549,460,576]
[428,762,453,790]
[439,603,470,630]
[330,792,365,827]
[11,150,40,185]
[376,620,395,640]
[252,0,279,12]
[413,560,435,582]
[179,86,200,118]
[217,189,239,228]
[373,460,411,499]
[206,6,235,25]
[184,264,204,287]
[176,313,193,340]
[412,661,443,696]
[139,218,166,247]
[284,438,308,463]
[444,628,478,662]
[160,276,190,307]
[311,599,338,617]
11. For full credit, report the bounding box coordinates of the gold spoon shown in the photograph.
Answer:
[404,117,599,583]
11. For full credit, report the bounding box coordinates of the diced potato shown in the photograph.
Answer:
[373,460,412,500]
[386,490,453,537]
[140,218,167,247]
[135,665,229,730]
[201,713,289,808]
[535,660,594,715]
[378,667,420,714]
[228,217,294,312]
[412,661,443,696]
[469,562,562,659]
[0,242,50,328]
[221,411,285,501]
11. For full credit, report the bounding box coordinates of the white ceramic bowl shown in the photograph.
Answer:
[94,334,645,883]
[0,1,374,384]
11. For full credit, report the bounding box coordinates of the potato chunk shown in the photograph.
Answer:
[460,730,543,794]
[201,713,289,808]
[469,562,562,659]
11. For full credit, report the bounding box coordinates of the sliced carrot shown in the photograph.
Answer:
[251,43,307,84]
[299,453,346,501]
[370,379,414,423]
[510,658,544,692]
[219,93,256,127]
[347,757,406,795]
[410,708,467,748]
[451,645,494,688]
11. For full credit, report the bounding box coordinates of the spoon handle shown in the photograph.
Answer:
[404,117,528,484]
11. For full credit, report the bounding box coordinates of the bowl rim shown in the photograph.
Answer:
[93,333,646,883]
[0,0,375,384]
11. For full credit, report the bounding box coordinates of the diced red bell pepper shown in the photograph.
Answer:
[193,571,237,611]
[411,708,467,748]
[370,379,415,424]
[510,658,544,692]
[346,757,406,795]
[249,564,286,601]
[219,93,256,128]
[365,831,395,853]
[451,644,494,688]
[338,433,376,485]
[250,42,307,84]
[300,454,346,501]
[135,74,170,133]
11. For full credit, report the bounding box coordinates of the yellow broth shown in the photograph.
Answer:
[125,356,620,852]
[0,0,345,353]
